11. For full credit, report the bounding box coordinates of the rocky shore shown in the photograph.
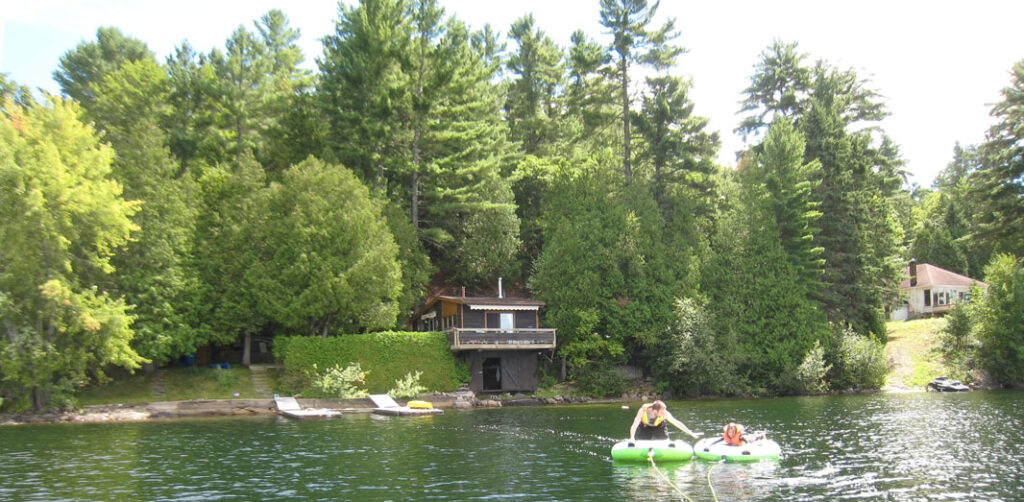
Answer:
[0,391,600,426]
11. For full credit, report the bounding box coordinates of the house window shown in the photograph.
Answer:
[924,289,931,307]
[937,292,947,306]
[500,313,514,332]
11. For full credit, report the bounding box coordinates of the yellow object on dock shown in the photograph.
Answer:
[407,400,433,409]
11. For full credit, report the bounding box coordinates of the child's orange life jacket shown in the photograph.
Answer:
[723,423,745,446]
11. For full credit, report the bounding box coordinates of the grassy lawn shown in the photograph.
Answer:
[77,367,264,406]
[884,318,950,390]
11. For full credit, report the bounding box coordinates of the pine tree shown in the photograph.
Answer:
[598,0,681,182]
[975,59,1024,256]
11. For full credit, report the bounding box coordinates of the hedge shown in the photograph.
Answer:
[273,332,469,396]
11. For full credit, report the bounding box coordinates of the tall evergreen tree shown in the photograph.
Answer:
[974,59,1024,256]
[88,59,202,364]
[319,0,412,188]
[53,27,154,109]
[565,30,615,148]
[633,74,718,208]
[598,0,681,182]
[208,25,272,165]
[740,42,904,339]
[164,42,220,174]
[505,14,565,156]
[736,40,811,141]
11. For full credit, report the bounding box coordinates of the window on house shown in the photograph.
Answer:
[937,291,947,306]
[924,289,931,307]
[500,313,514,332]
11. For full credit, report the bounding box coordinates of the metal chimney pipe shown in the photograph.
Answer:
[498,277,503,299]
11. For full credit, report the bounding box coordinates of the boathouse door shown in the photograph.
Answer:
[482,357,502,391]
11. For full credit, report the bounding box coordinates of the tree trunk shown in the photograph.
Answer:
[32,386,43,412]
[560,356,567,382]
[621,56,632,183]
[242,331,252,367]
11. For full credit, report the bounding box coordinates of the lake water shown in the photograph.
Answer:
[2,391,1022,501]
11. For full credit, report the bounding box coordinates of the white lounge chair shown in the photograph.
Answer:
[274,395,343,419]
[369,394,443,416]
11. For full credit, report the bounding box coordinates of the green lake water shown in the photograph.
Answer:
[2,391,1023,500]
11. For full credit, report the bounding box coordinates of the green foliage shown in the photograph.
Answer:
[827,327,890,390]
[973,254,1024,384]
[275,332,467,395]
[574,364,627,398]
[310,362,370,399]
[530,161,683,364]
[539,373,557,391]
[88,58,203,364]
[505,14,566,156]
[598,0,681,181]
[938,300,977,373]
[53,27,155,109]
[388,371,426,399]
[191,157,268,350]
[740,41,902,340]
[0,97,143,410]
[794,341,830,394]
[648,298,744,397]
[975,60,1024,257]
[560,334,626,372]
[247,157,402,335]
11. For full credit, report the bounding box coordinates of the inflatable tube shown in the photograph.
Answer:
[693,437,781,462]
[611,439,694,462]
[407,400,433,409]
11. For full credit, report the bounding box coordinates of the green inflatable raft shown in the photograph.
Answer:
[610,439,694,462]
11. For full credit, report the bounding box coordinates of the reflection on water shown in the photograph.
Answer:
[0,391,1022,500]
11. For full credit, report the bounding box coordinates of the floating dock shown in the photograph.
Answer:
[369,394,443,416]
[274,395,343,419]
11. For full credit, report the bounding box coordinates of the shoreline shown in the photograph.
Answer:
[0,386,952,427]
[0,394,602,426]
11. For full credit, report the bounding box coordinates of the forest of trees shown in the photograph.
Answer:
[2,0,1023,409]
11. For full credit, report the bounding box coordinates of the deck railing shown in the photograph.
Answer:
[447,328,556,351]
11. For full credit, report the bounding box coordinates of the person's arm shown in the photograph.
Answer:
[629,408,644,440]
[664,411,700,439]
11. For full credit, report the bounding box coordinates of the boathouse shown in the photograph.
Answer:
[409,288,556,393]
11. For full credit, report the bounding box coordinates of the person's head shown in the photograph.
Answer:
[650,400,665,412]
[724,422,744,435]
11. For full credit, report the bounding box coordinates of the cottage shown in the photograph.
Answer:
[890,261,987,321]
[409,288,556,393]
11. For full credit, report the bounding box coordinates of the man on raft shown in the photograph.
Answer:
[629,400,702,441]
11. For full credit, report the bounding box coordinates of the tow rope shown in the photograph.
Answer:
[646,450,721,502]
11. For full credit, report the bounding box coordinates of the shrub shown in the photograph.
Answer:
[974,254,1024,385]
[575,364,627,398]
[309,363,369,399]
[212,367,238,389]
[649,298,745,397]
[389,371,425,399]
[938,301,977,380]
[539,374,557,391]
[828,327,889,390]
[794,340,830,394]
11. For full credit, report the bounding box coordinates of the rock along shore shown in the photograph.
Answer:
[0,393,599,426]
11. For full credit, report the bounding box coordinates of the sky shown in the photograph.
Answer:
[3,0,1023,187]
